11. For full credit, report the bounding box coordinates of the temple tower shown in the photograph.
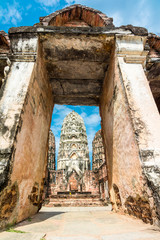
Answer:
[57,111,90,173]
[92,129,105,170]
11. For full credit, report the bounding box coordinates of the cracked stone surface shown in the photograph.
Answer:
[0,206,160,240]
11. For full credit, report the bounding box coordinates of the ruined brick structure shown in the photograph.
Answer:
[46,170,101,207]
[92,130,109,201]
[92,129,105,170]
[44,129,56,198]
[48,129,56,171]
[0,4,160,228]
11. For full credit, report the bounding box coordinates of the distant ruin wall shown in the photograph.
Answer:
[92,129,106,170]
[48,130,56,171]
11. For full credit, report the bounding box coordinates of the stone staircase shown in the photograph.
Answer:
[45,192,106,207]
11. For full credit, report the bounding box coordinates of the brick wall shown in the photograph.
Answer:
[40,4,114,28]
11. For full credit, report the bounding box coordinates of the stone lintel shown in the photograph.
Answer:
[9,26,135,36]
[54,95,99,106]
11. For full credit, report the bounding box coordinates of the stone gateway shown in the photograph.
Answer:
[0,4,160,228]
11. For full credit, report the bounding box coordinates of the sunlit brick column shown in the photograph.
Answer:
[100,35,160,225]
[116,35,160,224]
[0,33,54,228]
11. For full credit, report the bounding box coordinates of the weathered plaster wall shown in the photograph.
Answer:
[100,41,154,224]
[0,62,35,228]
[100,46,114,205]
[0,40,54,227]
[0,62,35,189]
[117,35,160,225]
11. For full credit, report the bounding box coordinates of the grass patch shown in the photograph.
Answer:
[6,228,26,233]
[5,221,16,230]
[5,219,27,233]
[40,238,46,240]
[28,217,32,222]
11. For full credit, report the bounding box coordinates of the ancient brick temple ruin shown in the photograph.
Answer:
[45,112,108,206]
[0,4,160,228]
[92,130,108,200]
[44,130,56,197]
[48,130,56,171]
[92,130,106,170]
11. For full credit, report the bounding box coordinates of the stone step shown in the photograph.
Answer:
[46,201,105,207]
[45,195,106,207]
[49,199,102,203]
[49,194,101,199]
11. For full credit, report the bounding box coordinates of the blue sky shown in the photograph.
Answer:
[0,0,160,34]
[0,0,159,164]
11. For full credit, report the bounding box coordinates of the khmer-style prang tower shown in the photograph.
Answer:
[57,111,90,174]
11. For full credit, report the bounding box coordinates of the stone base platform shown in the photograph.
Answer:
[45,193,107,207]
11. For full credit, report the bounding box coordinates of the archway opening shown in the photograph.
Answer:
[44,104,110,207]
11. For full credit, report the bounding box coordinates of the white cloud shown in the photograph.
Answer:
[51,105,74,158]
[0,8,2,17]
[36,0,60,7]
[65,0,75,5]
[55,136,60,155]
[0,2,22,26]
[81,113,101,127]
[130,0,151,28]
[87,128,97,151]
[111,11,123,27]
[80,111,101,160]
[26,4,32,10]
[53,105,73,122]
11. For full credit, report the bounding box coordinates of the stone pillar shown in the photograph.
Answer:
[100,35,160,224]
[0,34,54,227]
[117,35,160,224]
